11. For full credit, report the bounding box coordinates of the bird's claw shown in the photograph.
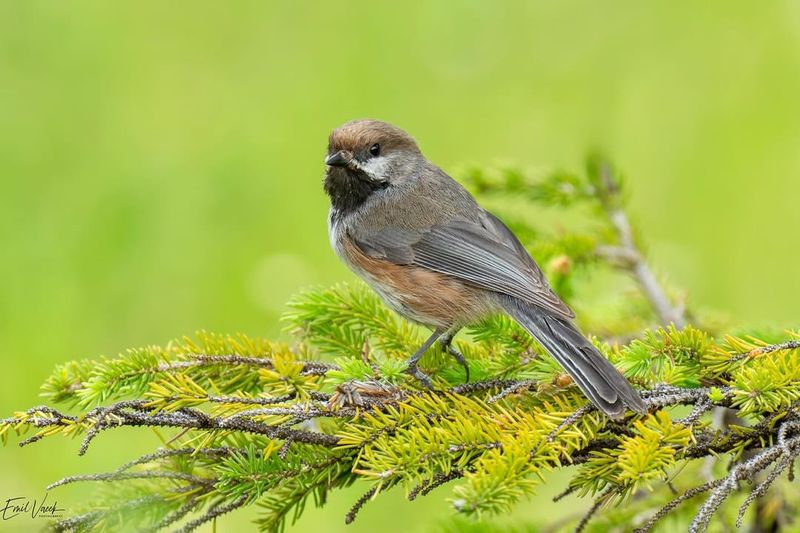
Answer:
[406,363,434,390]
[446,345,470,383]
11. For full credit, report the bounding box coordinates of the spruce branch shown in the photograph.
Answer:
[2,159,798,532]
[5,321,800,532]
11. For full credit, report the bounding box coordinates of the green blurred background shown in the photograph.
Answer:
[1,1,799,531]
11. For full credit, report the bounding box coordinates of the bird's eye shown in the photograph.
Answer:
[369,143,380,157]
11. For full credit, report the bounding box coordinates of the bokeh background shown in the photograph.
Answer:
[1,1,799,531]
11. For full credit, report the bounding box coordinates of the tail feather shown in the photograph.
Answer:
[503,298,646,418]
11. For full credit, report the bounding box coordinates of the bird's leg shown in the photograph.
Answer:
[405,328,444,389]
[439,328,469,383]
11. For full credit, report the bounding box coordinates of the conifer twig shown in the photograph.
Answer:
[576,488,616,533]
[633,478,726,533]
[728,340,800,363]
[592,159,686,328]
[175,493,250,533]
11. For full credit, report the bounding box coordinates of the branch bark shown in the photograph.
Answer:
[594,160,686,328]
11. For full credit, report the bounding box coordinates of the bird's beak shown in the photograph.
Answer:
[325,150,351,168]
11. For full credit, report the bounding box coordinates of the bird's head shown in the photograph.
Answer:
[323,120,424,211]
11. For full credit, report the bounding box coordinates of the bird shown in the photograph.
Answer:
[322,119,646,419]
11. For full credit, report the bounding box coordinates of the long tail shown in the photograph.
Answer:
[502,298,646,419]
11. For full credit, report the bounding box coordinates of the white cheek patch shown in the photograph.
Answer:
[357,157,391,182]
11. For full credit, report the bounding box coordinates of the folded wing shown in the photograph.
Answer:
[353,211,574,320]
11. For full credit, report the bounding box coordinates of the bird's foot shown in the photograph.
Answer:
[439,336,470,383]
[405,362,434,390]
[447,345,470,383]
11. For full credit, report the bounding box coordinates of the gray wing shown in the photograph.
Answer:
[354,212,575,320]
